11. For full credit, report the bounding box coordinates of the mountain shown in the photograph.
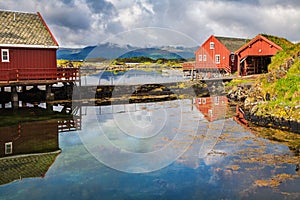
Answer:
[57,43,197,61]
[57,46,96,61]
[86,42,135,60]
[118,48,184,60]
[160,46,197,59]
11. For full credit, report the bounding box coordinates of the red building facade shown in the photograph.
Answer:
[235,34,282,76]
[0,11,59,81]
[183,35,247,78]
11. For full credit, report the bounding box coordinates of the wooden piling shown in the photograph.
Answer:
[11,86,19,108]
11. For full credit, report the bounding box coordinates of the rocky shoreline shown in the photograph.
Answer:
[227,84,300,134]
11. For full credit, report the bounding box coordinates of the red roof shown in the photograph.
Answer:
[235,34,282,55]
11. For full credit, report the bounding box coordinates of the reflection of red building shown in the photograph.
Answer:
[195,96,228,122]
[234,105,249,127]
[0,120,60,185]
[0,120,59,157]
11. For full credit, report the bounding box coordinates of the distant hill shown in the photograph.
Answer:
[160,46,196,59]
[57,42,197,61]
[118,48,184,60]
[57,46,96,61]
[86,42,136,60]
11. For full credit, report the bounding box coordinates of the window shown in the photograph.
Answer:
[214,96,219,105]
[1,49,9,62]
[208,109,213,117]
[202,98,206,104]
[215,55,220,64]
[198,98,201,105]
[210,42,215,49]
[203,55,207,61]
[198,55,202,61]
[230,54,235,62]
[5,142,12,154]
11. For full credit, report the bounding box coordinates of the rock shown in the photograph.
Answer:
[227,85,251,101]
[266,93,270,101]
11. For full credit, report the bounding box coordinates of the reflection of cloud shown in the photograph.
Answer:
[1,0,300,47]
[78,99,200,173]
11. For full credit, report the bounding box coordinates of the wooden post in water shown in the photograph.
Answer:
[11,86,19,109]
[46,85,54,101]
[21,86,26,92]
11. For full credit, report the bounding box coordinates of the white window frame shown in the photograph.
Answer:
[202,98,206,104]
[230,54,235,62]
[215,54,220,64]
[208,109,213,117]
[5,142,13,154]
[1,49,9,62]
[210,42,215,49]
[203,55,207,61]
[214,96,219,105]
[198,98,202,105]
[198,55,202,61]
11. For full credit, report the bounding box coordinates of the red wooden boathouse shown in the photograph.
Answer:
[235,34,283,76]
[0,10,60,81]
[0,10,79,108]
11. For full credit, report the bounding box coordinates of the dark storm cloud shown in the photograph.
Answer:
[86,0,116,15]
[47,9,91,30]
[60,0,74,5]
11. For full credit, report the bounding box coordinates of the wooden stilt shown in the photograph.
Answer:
[46,85,54,101]
[11,86,19,109]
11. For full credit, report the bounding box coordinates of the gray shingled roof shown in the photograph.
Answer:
[215,36,248,53]
[0,10,58,47]
[0,151,60,186]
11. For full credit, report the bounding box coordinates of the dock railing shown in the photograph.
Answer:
[0,67,79,83]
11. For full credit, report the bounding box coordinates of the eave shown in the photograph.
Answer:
[0,44,59,49]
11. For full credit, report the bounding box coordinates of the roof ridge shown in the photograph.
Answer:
[215,35,248,40]
[0,9,36,15]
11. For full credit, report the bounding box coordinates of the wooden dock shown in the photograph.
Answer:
[0,67,80,108]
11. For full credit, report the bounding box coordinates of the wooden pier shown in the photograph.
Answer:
[0,67,79,108]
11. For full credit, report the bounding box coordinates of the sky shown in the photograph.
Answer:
[1,0,300,47]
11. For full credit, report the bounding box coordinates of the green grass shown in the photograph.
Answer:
[273,75,300,99]
[252,40,300,120]
[268,43,300,72]
[226,78,256,87]
[261,34,294,50]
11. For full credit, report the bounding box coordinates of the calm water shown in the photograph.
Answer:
[0,71,299,199]
[81,69,185,85]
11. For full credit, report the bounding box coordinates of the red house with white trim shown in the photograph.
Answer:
[183,35,247,78]
[235,34,283,76]
[0,10,59,81]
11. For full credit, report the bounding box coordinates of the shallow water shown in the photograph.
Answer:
[81,69,185,85]
[0,97,299,200]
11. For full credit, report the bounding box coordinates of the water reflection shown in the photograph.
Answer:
[0,97,299,199]
[194,96,227,122]
[0,103,81,185]
[82,69,185,86]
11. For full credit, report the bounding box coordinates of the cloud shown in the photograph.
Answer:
[1,0,300,47]
[44,2,91,30]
